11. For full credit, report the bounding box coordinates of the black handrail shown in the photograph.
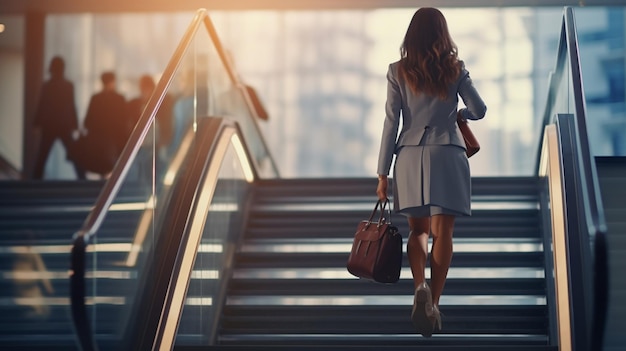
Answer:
[69,8,275,350]
[535,7,609,350]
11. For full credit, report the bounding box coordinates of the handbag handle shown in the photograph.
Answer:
[366,198,392,228]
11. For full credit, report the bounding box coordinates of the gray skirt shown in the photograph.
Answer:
[392,144,471,217]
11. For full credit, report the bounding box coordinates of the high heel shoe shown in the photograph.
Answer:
[411,282,434,337]
[430,305,443,332]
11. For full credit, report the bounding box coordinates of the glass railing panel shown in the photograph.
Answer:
[545,8,603,238]
[72,9,278,349]
[536,21,575,169]
[175,137,251,346]
[537,7,609,349]
[84,119,158,348]
[196,17,278,178]
[544,39,573,126]
[83,25,211,348]
[88,126,169,348]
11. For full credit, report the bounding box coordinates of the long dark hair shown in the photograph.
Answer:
[399,7,461,100]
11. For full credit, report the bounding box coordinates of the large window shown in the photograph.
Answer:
[0,15,24,171]
[217,8,559,177]
[39,7,625,178]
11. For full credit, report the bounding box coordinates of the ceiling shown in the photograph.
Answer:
[0,0,624,14]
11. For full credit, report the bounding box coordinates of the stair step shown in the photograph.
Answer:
[225,278,546,296]
[219,305,548,335]
[178,346,557,351]
[233,251,544,269]
[244,209,541,240]
[252,177,541,198]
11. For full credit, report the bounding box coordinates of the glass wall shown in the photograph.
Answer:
[37,6,626,179]
[215,8,563,177]
[0,15,24,172]
[575,7,626,157]
[40,13,191,179]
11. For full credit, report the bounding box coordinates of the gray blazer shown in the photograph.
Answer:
[377,60,487,175]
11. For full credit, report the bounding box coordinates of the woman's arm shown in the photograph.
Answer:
[376,174,389,201]
[377,64,402,176]
[458,70,487,121]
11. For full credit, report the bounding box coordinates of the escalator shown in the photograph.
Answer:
[0,6,614,351]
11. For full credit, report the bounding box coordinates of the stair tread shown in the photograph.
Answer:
[225,277,546,296]
[233,251,545,268]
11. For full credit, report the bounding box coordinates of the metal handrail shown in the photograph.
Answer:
[535,7,609,351]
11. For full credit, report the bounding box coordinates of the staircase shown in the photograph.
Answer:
[194,177,557,350]
[0,176,560,350]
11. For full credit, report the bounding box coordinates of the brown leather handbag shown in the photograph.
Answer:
[457,111,480,158]
[347,199,402,284]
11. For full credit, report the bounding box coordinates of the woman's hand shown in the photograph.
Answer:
[376,175,388,201]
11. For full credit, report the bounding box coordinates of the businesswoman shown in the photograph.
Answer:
[376,7,486,337]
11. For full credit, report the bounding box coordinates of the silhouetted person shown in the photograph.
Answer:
[171,70,196,159]
[127,75,174,154]
[32,56,85,180]
[127,74,174,181]
[81,71,128,176]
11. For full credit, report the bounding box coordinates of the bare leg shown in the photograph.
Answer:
[429,214,455,306]
[406,217,430,289]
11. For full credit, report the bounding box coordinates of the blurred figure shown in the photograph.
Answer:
[127,74,174,181]
[32,56,85,180]
[226,50,269,121]
[12,231,54,319]
[245,84,269,121]
[80,71,128,177]
[127,75,174,156]
[171,70,196,158]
